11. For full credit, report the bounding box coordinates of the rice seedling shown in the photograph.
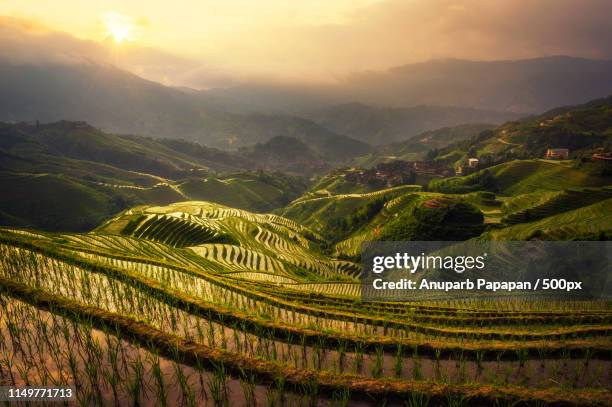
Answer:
[372,345,384,378]
[331,387,350,407]
[403,391,430,407]
[207,362,230,407]
[0,201,610,407]
[394,343,404,377]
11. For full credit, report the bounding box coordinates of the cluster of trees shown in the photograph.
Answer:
[380,199,484,241]
[327,198,387,242]
[429,169,498,194]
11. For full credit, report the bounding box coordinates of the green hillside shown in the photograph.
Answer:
[0,173,119,230]
[0,122,313,231]
[306,103,515,145]
[278,184,496,258]
[332,192,489,258]
[379,196,485,241]
[301,169,393,197]
[0,121,245,178]
[501,187,612,225]
[277,157,611,258]
[0,172,307,232]
[483,198,612,240]
[353,124,493,167]
[430,159,611,195]
[0,120,353,178]
[279,185,421,236]
[175,173,308,212]
[428,95,612,170]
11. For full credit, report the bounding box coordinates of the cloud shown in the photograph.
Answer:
[0,16,107,65]
[2,0,612,86]
[223,0,612,76]
[0,16,241,88]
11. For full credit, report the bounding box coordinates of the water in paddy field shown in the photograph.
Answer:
[0,297,343,406]
[1,296,610,407]
[0,240,611,406]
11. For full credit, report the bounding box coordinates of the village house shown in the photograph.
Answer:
[545,148,569,159]
[468,158,479,168]
[345,160,417,187]
[413,161,438,174]
[592,151,612,162]
[344,159,454,187]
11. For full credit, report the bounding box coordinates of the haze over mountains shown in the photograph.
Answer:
[203,56,612,114]
[334,57,612,113]
[4,55,612,150]
[3,16,612,152]
[305,104,519,145]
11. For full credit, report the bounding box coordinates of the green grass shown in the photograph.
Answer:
[177,174,302,212]
[430,160,611,195]
[502,187,612,225]
[280,185,421,235]
[0,172,120,231]
[484,198,612,240]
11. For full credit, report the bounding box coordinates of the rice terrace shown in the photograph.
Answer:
[2,1,612,405]
[0,104,611,407]
[1,169,611,406]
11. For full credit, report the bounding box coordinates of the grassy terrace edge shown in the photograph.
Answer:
[1,278,610,407]
[2,234,611,361]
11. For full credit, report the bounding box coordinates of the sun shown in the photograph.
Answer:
[102,11,134,43]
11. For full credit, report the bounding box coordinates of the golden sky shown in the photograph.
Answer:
[0,1,380,56]
[2,0,612,87]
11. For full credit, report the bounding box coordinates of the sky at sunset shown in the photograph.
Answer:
[2,0,612,87]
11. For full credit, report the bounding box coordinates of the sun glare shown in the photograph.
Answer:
[102,11,134,43]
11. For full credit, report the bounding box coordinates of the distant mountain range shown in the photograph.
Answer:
[333,57,612,113]
[3,52,612,151]
[207,56,612,115]
[0,60,371,153]
[304,103,517,145]
[0,120,357,179]
[352,124,494,167]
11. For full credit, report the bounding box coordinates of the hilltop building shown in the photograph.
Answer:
[468,158,479,168]
[545,148,569,159]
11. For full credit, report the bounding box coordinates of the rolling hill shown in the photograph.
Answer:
[352,124,494,166]
[427,95,612,170]
[0,170,308,232]
[306,104,516,145]
[429,160,612,195]
[0,121,313,231]
[0,60,369,155]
